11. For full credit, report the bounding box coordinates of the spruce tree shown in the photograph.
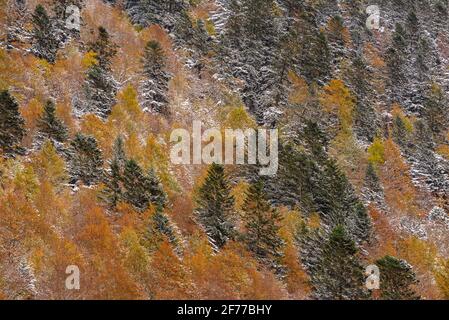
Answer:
[195,163,236,250]
[313,226,367,300]
[122,159,167,211]
[241,0,276,38]
[0,90,25,155]
[31,5,59,63]
[300,30,331,83]
[314,160,371,244]
[82,27,117,118]
[242,181,284,268]
[365,162,381,193]
[152,208,178,247]
[392,115,408,147]
[122,159,150,211]
[376,256,420,300]
[102,136,127,208]
[37,100,68,143]
[147,168,167,209]
[140,40,170,115]
[69,133,104,186]
[423,84,448,140]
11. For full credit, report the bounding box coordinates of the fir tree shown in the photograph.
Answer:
[31,5,59,63]
[69,133,104,186]
[241,0,277,38]
[423,84,448,141]
[302,120,328,162]
[300,30,331,83]
[365,162,381,193]
[102,136,127,208]
[376,256,420,300]
[87,26,117,69]
[147,168,168,209]
[313,226,367,300]
[195,163,236,250]
[82,27,117,118]
[122,159,167,211]
[37,100,68,143]
[0,90,25,155]
[392,115,408,147]
[314,160,371,244]
[152,208,178,247]
[242,181,284,268]
[140,40,170,115]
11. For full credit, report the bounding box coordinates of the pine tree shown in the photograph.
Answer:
[365,162,381,193]
[122,159,150,211]
[82,27,117,118]
[151,208,179,247]
[102,136,127,208]
[242,181,284,268]
[300,30,331,83]
[423,83,448,141]
[31,5,59,63]
[37,100,68,143]
[140,40,170,115]
[313,226,367,300]
[302,120,328,162]
[314,160,371,244]
[195,163,236,250]
[147,168,167,209]
[376,256,420,300]
[122,159,167,211]
[0,90,25,155]
[88,26,117,69]
[392,114,408,147]
[241,0,276,38]
[69,133,104,186]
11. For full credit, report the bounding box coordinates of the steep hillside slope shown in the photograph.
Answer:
[0,0,448,300]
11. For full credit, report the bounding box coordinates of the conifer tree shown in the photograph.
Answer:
[423,84,448,140]
[300,30,331,83]
[392,114,408,147]
[122,159,167,211]
[147,168,167,209]
[376,256,420,300]
[82,27,117,118]
[37,100,68,143]
[315,160,371,243]
[151,208,179,248]
[122,159,147,210]
[313,226,367,300]
[242,181,284,267]
[195,163,236,250]
[140,40,170,115]
[31,5,59,63]
[241,0,276,38]
[365,162,381,193]
[102,136,127,208]
[0,90,25,155]
[69,133,104,185]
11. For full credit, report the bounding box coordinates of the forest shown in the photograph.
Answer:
[0,0,449,300]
